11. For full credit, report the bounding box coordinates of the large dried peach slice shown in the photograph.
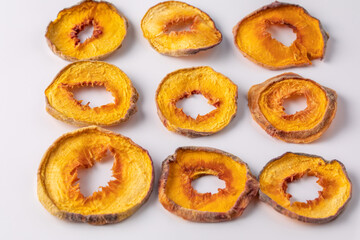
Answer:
[233,2,328,69]
[46,0,127,61]
[141,1,222,56]
[156,67,237,137]
[248,73,336,143]
[159,147,259,222]
[259,152,352,223]
[37,126,154,225]
[45,61,138,127]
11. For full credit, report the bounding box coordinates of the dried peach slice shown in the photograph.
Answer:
[248,73,336,143]
[46,0,127,61]
[45,61,138,126]
[141,1,222,56]
[233,2,328,69]
[159,147,259,222]
[259,152,352,223]
[37,126,154,225]
[156,67,238,137]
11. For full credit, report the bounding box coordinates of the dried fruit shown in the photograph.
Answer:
[248,73,336,143]
[37,126,154,225]
[159,147,259,222]
[45,61,138,127]
[233,1,328,69]
[259,152,352,223]
[46,0,127,61]
[156,67,237,137]
[141,1,222,56]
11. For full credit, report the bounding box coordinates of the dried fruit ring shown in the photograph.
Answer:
[259,152,352,223]
[37,126,154,225]
[46,0,127,61]
[156,67,237,137]
[248,73,336,143]
[141,1,222,56]
[159,147,259,222]
[233,2,328,69]
[45,61,138,127]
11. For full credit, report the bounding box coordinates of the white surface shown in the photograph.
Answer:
[0,0,359,239]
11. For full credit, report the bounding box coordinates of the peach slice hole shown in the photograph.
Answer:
[77,150,116,197]
[176,93,216,119]
[73,85,115,108]
[283,94,307,115]
[287,175,323,204]
[267,24,297,47]
[191,175,226,194]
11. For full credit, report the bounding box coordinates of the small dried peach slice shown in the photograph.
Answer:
[259,152,352,223]
[248,73,336,143]
[141,1,222,56]
[156,67,237,137]
[159,147,259,222]
[233,2,328,69]
[45,61,138,127]
[46,0,127,61]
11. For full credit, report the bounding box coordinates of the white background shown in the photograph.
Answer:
[0,0,359,239]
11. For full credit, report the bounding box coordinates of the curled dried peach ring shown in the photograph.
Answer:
[156,67,237,137]
[159,147,259,222]
[37,126,154,225]
[45,61,138,126]
[141,1,222,56]
[233,1,328,69]
[46,0,127,61]
[248,73,336,143]
[259,152,352,223]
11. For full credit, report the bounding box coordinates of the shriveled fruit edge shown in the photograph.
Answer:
[155,67,238,137]
[158,146,259,222]
[45,0,129,62]
[37,126,155,225]
[149,39,223,57]
[232,1,329,70]
[248,72,337,143]
[45,61,139,127]
[141,1,222,57]
[258,152,352,223]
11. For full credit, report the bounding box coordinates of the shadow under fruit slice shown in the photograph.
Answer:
[259,152,352,223]
[45,61,138,127]
[37,126,154,225]
[233,1,328,69]
[46,0,127,61]
[248,73,336,143]
[159,147,259,222]
[141,1,222,56]
[156,67,237,137]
